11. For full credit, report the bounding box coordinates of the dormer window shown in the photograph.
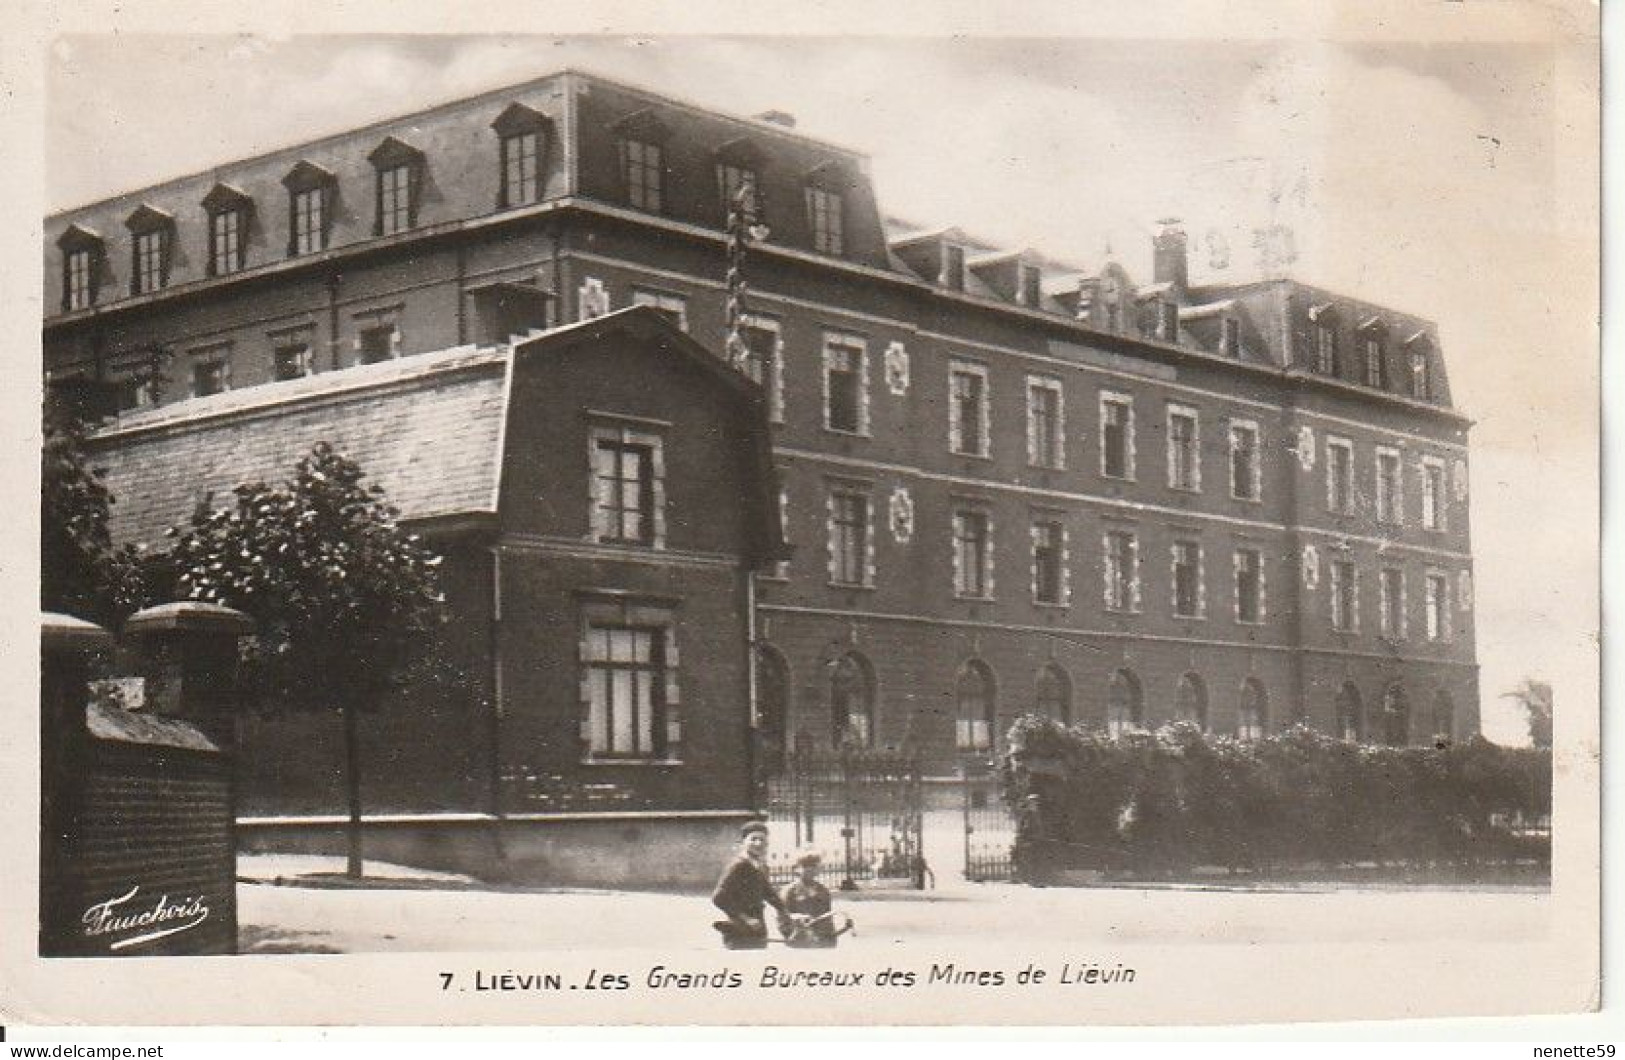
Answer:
[806,185,844,256]
[367,136,425,237]
[1410,345,1432,400]
[1360,320,1389,389]
[942,244,966,291]
[492,102,552,209]
[202,183,251,278]
[1159,300,1180,341]
[1019,264,1043,307]
[611,109,670,216]
[57,224,102,312]
[1309,305,1339,375]
[124,204,173,296]
[716,137,766,225]
[282,160,335,256]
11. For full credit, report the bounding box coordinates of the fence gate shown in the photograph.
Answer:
[764,749,924,889]
[961,758,1017,882]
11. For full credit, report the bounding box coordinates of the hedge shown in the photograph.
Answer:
[1000,717,1551,882]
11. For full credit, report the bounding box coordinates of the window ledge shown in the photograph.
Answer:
[580,758,684,768]
[1234,618,1268,628]
[1230,493,1263,505]
[822,426,871,439]
[1028,462,1066,473]
[951,450,993,461]
[1168,485,1203,495]
[827,581,876,592]
[955,593,996,603]
[1173,612,1207,622]
[1101,473,1137,485]
[1033,600,1070,611]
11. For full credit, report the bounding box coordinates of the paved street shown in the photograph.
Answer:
[237,854,1550,955]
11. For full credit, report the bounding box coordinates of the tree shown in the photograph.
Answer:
[1501,678,1553,749]
[162,443,445,877]
[41,396,149,624]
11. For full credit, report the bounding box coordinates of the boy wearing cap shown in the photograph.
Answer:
[778,849,839,948]
[711,820,786,949]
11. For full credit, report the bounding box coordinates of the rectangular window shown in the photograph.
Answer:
[377,164,413,236]
[583,623,667,759]
[822,334,866,434]
[1422,458,1446,531]
[113,371,152,413]
[1100,392,1135,480]
[1159,300,1180,341]
[942,244,966,291]
[1315,321,1339,375]
[741,317,782,423]
[1425,572,1450,641]
[1172,540,1203,618]
[1019,264,1043,307]
[719,165,758,218]
[632,289,688,332]
[1167,406,1201,491]
[1376,448,1403,525]
[949,363,990,457]
[502,131,540,208]
[593,433,659,545]
[1221,316,1241,358]
[622,139,663,213]
[64,248,93,311]
[292,187,326,255]
[1229,420,1260,501]
[209,208,243,276]
[191,358,229,398]
[1365,335,1388,388]
[273,339,313,381]
[1234,548,1264,624]
[133,229,166,294]
[358,324,397,365]
[1330,560,1358,632]
[1411,350,1432,400]
[1380,567,1406,641]
[1032,519,1065,605]
[807,186,844,255]
[1103,530,1138,612]
[1327,438,1354,514]
[953,509,992,599]
[829,490,870,586]
[1026,377,1064,469]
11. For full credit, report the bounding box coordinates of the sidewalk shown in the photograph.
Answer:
[236,853,1550,955]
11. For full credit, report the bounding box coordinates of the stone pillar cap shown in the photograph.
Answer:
[41,612,114,652]
[124,601,255,636]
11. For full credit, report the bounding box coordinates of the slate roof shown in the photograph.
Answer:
[89,343,510,549]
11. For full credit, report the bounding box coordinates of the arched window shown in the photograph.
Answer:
[1035,664,1072,724]
[1175,672,1208,730]
[1237,678,1268,741]
[1382,683,1410,746]
[755,646,790,775]
[1431,690,1456,747]
[830,653,874,748]
[1106,669,1143,737]
[1336,682,1364,742]
[956,660,997,753]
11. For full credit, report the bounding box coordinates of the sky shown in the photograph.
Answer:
[40,16,1599,745]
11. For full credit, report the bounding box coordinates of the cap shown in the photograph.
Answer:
[740,820,769,838]
[792,848,822,868]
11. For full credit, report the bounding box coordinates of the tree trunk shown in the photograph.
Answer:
[343,698,364,879]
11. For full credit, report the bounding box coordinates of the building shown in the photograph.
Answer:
[75,309,784,885]
[44,69,1478,806]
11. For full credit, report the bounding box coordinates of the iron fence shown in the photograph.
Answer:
[764,749,924,889]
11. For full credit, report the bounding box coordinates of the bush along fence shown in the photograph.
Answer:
[1000,717,1551,884]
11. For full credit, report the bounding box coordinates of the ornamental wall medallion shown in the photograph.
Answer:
[578,277,610,321]
[884,341,910,395]
[1295,426,1316,471]
[888,486,915,543]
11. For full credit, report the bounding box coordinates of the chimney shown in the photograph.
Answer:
[1153,218,1189,291]
[754,109,797,129]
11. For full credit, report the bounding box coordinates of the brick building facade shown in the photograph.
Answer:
[45,69,1478,794]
